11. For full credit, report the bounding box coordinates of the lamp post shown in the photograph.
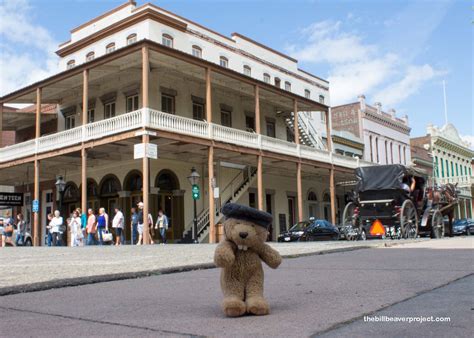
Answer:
[187,167,200,243]
[55,175,66,246]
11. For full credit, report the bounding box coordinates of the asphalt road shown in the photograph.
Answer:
[0,242,472,337]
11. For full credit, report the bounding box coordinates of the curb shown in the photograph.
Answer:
[0,244,383,297]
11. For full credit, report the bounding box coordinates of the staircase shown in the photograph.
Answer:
[181,166,258,243]
[285,112,326,150]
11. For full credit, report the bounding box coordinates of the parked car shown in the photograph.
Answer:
[452,218,474,236]
[0,221,33,246]
[278,219,340,242]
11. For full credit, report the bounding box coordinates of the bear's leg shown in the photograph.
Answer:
[245,267,269,315]
[221,270,246,317]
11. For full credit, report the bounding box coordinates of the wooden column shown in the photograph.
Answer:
[329,168,336,224]
[33,87,42,246]
[208,146,215,243]
[325,109,332,152]
[293,99,299,144]
[296,162,303,222]
[142,46,149,108]
[257,155,263,210]
[0,103,3,148]
[81,69,88,213]
[255,85,261,134]
[142,134,150,245]
[255,85,263,210]
[206,67,212,121]
[33,160,40,246]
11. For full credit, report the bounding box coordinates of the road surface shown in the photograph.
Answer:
[0,237,472,337]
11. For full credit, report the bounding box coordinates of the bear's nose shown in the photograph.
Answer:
[239,232,248,239]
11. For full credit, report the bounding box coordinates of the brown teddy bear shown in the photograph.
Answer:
[214,203,282,317]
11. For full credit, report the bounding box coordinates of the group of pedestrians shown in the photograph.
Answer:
[42,202,169,246]
[1,211,26,247]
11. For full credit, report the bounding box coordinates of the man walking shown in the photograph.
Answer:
[155,209,169,244]
[130,207,138,245]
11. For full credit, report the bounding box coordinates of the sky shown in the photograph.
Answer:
[0,0,472,145]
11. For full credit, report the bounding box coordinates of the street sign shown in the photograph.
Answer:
[192,184,200,200]
[214,187,220,198]
[32,199,39,213]
[0,192,23,207]
[134,143,158,159]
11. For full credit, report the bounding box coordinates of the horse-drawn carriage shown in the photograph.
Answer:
[341,164,458,240]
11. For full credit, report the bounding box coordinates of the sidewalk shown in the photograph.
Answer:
[0,239,428,294]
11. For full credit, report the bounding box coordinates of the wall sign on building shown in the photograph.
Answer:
[0,192,24,206]
[134,143,158,159]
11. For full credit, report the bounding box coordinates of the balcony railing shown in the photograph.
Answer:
[0,108,368,170]
[435,176,472,188]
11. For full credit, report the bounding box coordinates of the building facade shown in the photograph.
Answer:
[410,136,434,176]
[331,95,411,165]
[425,123,473,219]
[0,1,369,246]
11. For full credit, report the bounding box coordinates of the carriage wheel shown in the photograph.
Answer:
[430,210,444,239]
[401,200,418,239]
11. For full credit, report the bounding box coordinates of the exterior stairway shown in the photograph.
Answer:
[285,112,326,150]
[181,166,258,243]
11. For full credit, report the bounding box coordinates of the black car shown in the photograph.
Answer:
[278,219,340,242]
[452,218,474,236]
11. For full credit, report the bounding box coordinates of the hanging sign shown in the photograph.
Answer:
[134,143,158,159]
[0,192,23,206]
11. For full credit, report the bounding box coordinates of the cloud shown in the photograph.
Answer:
[0,0,59,96]
[287,19,444,107]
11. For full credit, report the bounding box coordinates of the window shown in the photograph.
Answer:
[441,159,445,177]
[219,56,229,68]
[266,120,276,138]
[104,102,116,119]
[192,102,204,120]
[319,95,325,104]
[285,81,291,91]
[245,115,255,131]
[456,163,459,176]
[385,141,388,164]
[321,111,326,123]
[390,142,394,164]
[435,156,439,177]
[398,145,401,164]
[403,146,406,164]
[243,65,251,76]
[445,159,449,177]
[307,191,317,201]
[192,45,202,58]
[221,110,232,127]
[67,60,75,69]
[126,33,137,45]
[460,164,463,176]
[126,95,139,113]
[162,34,173,48]
[106,42,115,54]
[274,77,281,88]
[161,94,175,114]
[87,108,95,123]
[263,73,271,84]
[369,135,373,162]
[376,138,379,163]
[65,115,76,130]
[305,89,311,99]
[451,161,454,177]
[86,52,95,62]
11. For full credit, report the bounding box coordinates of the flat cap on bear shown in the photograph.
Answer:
[221,203,273,229]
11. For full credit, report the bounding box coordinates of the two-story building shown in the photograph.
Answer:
[331,95,411,165]
[422,123,473,219]
[0,1,369,245]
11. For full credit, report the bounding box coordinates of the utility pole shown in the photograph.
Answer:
[443,80,448,125]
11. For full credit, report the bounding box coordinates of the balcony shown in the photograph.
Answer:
[436,176,473,188]
[0,108,369,169]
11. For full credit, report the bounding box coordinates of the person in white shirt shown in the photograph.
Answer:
[112,207,125,246]
[155,209,169,244]
[50,210,64,246]
[68,210,83,247]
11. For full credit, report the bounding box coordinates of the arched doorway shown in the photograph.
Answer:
[86,179,100,213]
[307,190,319,219]
[124,170,143,207]
[99,174,121,218]
[155,169,183,242]
[322,192,330,221]
[63,182,79,217]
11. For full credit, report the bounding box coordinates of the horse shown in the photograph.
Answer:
[426,183,459,236]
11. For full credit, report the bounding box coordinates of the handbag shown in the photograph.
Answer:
[102,230,113,242]
[4,225,13,233]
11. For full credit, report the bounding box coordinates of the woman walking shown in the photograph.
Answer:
[86,208,97,245]
[15,213,26,245]
[46,213,54,246]
[97,208,109,245]
[112,207,124,246]
[68,210,83,247]
[50,210,64,246]
[155,209,169,244]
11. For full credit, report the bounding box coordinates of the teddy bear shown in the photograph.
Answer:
[214,203,282,317]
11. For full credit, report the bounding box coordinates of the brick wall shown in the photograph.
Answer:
[331,103,361,138]
[15,119,57,143]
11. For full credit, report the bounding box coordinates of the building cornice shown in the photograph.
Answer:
[363,109,411,134]
[332,135,364,150]
[432,136,474,158]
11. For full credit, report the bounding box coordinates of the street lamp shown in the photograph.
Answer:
[187,167,200,243]
[55,175,67,246]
